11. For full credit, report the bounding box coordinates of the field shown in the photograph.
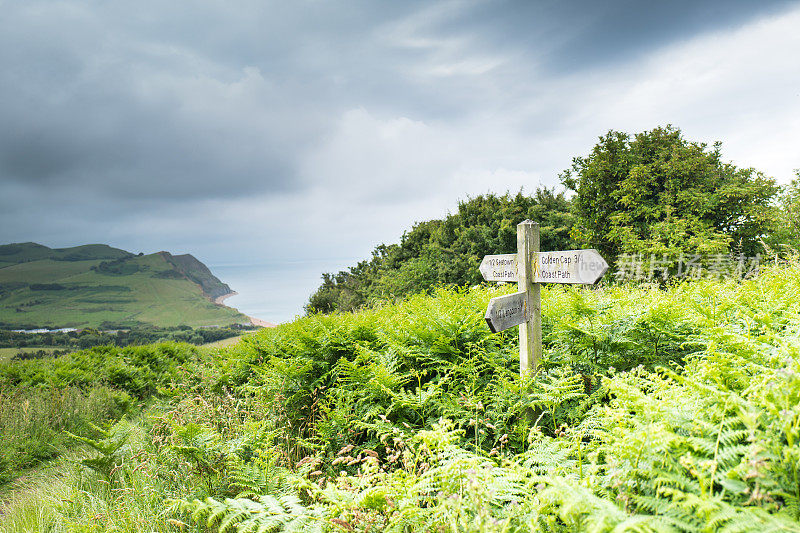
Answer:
[0,347,17,362]
[200,333,249,350]
[2,261,800,531]
[0,249,249,328]
[0,347,67,362]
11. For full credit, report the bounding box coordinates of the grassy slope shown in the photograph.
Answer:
[200,333,247,350]
[3,263,800,530]
[0,252,248,328]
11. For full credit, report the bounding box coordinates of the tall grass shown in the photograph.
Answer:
[0,386,130,484]
[4,261,800,531]
[0,342,197,484]
[0,417,189,533]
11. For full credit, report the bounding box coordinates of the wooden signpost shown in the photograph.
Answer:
[481,220,608,375]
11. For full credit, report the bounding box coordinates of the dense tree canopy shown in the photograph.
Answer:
[767,170,800,253]
[306,190,575,313]
[308,127,791,314]
[560,126,779,260]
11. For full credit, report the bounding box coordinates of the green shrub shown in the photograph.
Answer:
[0,342,197,398]
[0,385,131,483]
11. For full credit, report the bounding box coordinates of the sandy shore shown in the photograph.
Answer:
[248,316,277,328]
[214,292,238,305]
[213,292,276,328]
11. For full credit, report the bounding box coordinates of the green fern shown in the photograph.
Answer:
[176,493,323,533]
[65,419,131,481]
[171,422,226,475]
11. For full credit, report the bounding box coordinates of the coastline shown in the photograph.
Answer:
[214,291,277,328]
[214,291,238,306]
[248,316,277,328]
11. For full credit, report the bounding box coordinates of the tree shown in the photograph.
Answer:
[305,190,576,314]
[560,126,779,264]
[766,169,800,253]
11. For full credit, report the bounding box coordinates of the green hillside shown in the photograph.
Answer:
[0,244,248,329]
[0,242,132,268]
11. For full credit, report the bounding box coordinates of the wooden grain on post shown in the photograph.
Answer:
[517,220,540,375]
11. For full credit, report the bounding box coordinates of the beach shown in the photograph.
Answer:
[213,292,238,306]
[248,316,276,327]
[214,291,276,327]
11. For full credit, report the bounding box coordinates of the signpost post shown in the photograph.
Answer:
[481,220,608,375]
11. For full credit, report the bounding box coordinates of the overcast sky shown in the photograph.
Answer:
[2,0,799,322]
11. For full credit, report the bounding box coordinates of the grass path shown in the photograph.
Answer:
[0,452,80,526]
[0,414,172,532]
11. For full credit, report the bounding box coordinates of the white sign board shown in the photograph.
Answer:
[479,254,517,282]
[533,249,608,285]
[484,291,527,333]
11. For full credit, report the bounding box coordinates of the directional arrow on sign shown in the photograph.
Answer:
[533,249,608,285]
[479,254,517,282]
[484,291,527,333]
[478,222,610,375]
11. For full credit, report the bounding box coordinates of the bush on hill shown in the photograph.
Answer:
[307,189,575,314]
[768,169,800,252]
[307,127,796,316]
[152,269,185,279]
[91,257,143,275]
[28,283,67,291]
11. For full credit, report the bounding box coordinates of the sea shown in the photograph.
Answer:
[209,260,346,325]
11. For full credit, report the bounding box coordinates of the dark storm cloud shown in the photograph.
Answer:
[0,1,360,199]
[1,0,797,240]
[1,0,792,203]
[432,0,798,73]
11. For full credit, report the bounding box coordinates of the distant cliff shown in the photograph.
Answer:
[0,243,247,329]
[159,251,233,300]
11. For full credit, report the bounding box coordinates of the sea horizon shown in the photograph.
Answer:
[209,259,357,325]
